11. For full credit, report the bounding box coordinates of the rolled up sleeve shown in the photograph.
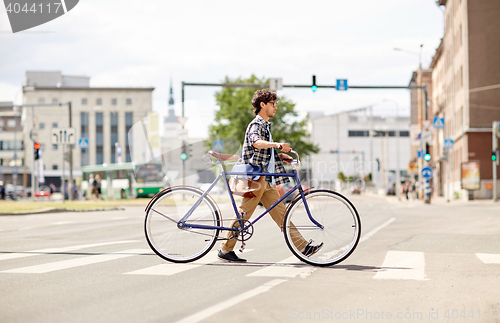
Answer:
[248,124,262,145]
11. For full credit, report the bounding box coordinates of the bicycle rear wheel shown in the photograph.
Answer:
[145,186,220,263]
[283,189,361,267]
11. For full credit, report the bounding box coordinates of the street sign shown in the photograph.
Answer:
[336,79,348,91]
[433,117,444,129]
[444,138,454,149]
[213,137,224,152]
[421,167,433,179]
[51,128,75,145]
[30,129,39,141]
[79,138,89,149]
[269,78,283,91]
[417,150,425,159]
[421,130,432,144]
[422,120,432,131]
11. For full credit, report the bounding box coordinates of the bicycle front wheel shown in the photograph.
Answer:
[145,186,221,263]
[283,189,361,267]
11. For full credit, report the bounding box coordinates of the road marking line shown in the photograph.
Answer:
[0,249,147,274]
[0,240,138,262]
[374,251,428,280]
[359,217,396,244]
[51,221,75,225]
[476,253,500,264]
[126,249,254,276]
[247,256,315,278]
[173,279,287,323]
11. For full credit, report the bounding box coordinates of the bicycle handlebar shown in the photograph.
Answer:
[203,149,301,168]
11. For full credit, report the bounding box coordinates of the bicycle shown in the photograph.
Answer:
[144,150,361,267]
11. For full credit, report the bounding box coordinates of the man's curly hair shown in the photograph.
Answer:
[251,89,278,115]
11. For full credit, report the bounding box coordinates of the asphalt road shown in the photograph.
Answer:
[1,194,499,323]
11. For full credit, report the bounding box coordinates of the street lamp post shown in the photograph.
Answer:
[384,100,401,201]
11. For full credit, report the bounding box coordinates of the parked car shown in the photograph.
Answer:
[35,186,52,198]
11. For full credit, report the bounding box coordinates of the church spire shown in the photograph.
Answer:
[168,80,174,106]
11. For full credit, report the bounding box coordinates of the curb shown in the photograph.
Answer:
[0,207,125,216]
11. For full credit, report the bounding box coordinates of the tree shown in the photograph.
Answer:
[209,75,319,157]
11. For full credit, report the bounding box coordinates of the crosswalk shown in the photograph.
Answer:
[0,242,499,279]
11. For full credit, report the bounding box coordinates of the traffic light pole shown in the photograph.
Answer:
[493,121,499,202]
[15,101,73,200]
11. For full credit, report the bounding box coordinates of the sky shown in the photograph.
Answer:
[0,0,444,138]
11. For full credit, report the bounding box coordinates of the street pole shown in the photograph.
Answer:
[493,121,498,202]
[369,106,373,185]
[31,106,35,201]
[396,104,401,201]
[68,101,73,201]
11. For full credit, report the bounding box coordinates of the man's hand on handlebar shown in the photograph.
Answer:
[276,142,292,153]
[279,153,293,164]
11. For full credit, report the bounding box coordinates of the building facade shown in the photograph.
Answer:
[22,71,154,188]
[424,0,500,200]
[309,110,410,191]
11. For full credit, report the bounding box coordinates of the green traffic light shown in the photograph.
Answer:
[312,85,317,92]
[493,154,497,161]
[424,153,431,161]
[180,153,187,160]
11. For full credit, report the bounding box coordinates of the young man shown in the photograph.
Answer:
[218,89,323,262]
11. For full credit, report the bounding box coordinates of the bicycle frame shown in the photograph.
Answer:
[178,168,323,232]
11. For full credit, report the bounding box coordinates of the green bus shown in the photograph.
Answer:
[81,162,167,199]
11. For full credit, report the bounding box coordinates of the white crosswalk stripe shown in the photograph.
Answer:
[1,249,149,274]
[247,256,315,278]
[374,251,428,280]
[476,253,500,264]
[0,240,139,262]
[126,249,254,276]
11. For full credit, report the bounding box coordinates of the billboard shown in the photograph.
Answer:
[461,161,481,190]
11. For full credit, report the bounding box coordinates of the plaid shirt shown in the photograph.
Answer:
[241,115,290,185]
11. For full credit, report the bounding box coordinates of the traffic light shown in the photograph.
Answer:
[424,143,431,162]
[180,141,187,161]
[311,75,317,92]
[34,142,40,160]
[492,150,499,165]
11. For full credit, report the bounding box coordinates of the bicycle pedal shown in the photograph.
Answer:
[239,242,246,253]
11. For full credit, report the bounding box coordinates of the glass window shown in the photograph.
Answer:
[125,112,133,162]
[96,98,102,105]
[52,98,58,105]
[111,98,117,105]
[111,112,118,163]
[52,165,58,170]
[39,123,45,129]
[7,119,16,127]
[82,98,87,105]
[52,144,58,150]
[126,98,132,105]
[52,123,58,128]
[96,112,103,164]
[80,112,89,166]
[38,98,45,104]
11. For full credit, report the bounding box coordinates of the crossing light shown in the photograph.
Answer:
[492,150,499,165]
[311,75,317,92]
[180,141,187,161]
[424,143,431,162]
[34,142,40,160]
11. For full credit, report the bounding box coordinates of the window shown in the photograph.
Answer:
[81,112,89,166]
[39,123,45,129]
[125,112,133,162]
[126,98,132,105]
[52,98,58,105]
[7,119,16,127]
[52,144,58,150]
[52,122,58,128]
[348,130,369,137]
[399,131,410,137]
[52,165,58,170]
[96,112,103,164]
[110,112,118,163]
[82,98,87,105]
[111,98,117,105]
[96,98,102,105]
[38,98,45,104]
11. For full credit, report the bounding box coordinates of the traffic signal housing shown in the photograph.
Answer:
[424,143,431,162]
[180,141,187,161]
[311,75,317,92]
[34,142,40,160]
[492,150,499,165]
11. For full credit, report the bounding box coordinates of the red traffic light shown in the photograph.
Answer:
[34,142,41,149]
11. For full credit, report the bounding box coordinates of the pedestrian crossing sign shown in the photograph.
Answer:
[433,117,444,129]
